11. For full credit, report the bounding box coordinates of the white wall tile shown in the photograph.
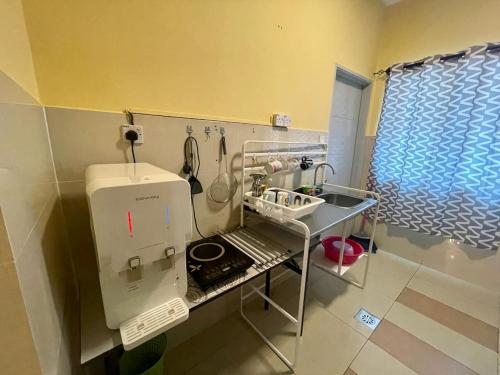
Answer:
[0,71,75,375]
[16,190,69,375]
[0,101,57,258]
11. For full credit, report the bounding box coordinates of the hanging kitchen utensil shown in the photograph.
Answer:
[188,175,203,195]
[184,134,203,195]
[208,133,237,203]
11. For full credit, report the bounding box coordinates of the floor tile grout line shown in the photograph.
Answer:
[345,262,422,372]
[375,263,498,375]
[343,333,369,373]
[373,319,481,375]
[180,283,300,374]
[302,251,424,373]
[181,257,424,374]
[381,261,422,321]
[404,284,500,331]
[405,277,500,327]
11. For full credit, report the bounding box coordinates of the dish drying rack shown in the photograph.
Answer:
[244,188,324,221]
[236,140,380,371]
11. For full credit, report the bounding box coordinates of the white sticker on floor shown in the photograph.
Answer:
[354,308,381,330]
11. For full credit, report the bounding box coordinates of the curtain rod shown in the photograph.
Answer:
[440,51,466,62]
[403,60,425,69]
[374,43,500,77]
[487,44,500,52]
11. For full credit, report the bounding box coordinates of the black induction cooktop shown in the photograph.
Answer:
[186,235,254,291]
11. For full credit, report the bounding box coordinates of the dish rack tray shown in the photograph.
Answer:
[244,188,324,221]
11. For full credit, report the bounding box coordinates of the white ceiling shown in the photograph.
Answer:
[381,0,401,6]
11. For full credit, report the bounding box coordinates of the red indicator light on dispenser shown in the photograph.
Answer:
[127,210,133,236]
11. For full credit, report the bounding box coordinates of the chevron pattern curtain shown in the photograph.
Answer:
[367,43,500,251]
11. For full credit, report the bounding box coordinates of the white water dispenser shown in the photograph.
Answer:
[86,163,191,350]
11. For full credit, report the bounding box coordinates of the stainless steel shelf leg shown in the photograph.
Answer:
[264,270,271,310]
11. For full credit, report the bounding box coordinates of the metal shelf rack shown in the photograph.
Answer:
[238,140,380,371]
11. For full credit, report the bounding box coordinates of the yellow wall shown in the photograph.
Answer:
[22,0,384,131]
[0,0,39,100]
[367,0,500,135]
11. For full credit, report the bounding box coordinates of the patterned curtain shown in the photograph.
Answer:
[367,43,500,251]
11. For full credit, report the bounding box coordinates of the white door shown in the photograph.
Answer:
[327,75,363,187]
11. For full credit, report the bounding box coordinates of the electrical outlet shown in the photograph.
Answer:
[272,114,283,127]
[122,124,144,144]
[283,115,292,127]
[272,114,291,128]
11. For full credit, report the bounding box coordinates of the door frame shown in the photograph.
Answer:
[329,64,372,189]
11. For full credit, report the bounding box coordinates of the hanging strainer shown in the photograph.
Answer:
[209,133,237,203]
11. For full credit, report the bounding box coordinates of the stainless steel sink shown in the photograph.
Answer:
[318,193,364,208]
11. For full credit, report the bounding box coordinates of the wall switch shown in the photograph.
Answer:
[122,124,144,144]
[272,114,291,128]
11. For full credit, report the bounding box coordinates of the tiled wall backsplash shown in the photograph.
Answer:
[46,107,328,353]
[0,72,76,374]
[46,107,327,285]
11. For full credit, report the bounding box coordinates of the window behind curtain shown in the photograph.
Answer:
[367,43,500,251]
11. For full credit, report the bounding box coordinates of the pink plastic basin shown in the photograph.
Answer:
[322,236,363,265]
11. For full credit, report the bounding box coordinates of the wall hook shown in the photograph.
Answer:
[204,126,211,139]
[220,127,225,136]
[186,125,193,135]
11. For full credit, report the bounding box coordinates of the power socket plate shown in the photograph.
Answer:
[272,114,291,128]
[122,124,144,144]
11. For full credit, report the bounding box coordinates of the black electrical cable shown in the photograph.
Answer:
[125,109,134,125]
[130,140,136,163]
[125,130,138,163]
[190,194,205,239]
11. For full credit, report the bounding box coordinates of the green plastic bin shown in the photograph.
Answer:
[119,334,167,375]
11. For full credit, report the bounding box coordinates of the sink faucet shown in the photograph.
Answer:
[314,163,335,187]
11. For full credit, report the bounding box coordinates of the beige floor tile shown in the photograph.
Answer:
[412,265,499,309]
[166,312,255,374]
[408,265,499,328]
[343,250,419,300]
[421,240,500,293]
[183,320,291,375]
[350,341,417,375]
[364,268,416,301]
[171,250,498,375]
[386,302,498,375]
[397,288,498,352]
[242,296,366,375]
[370,319,477,375]
[309,273,394,337]
[365,250,420,276]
